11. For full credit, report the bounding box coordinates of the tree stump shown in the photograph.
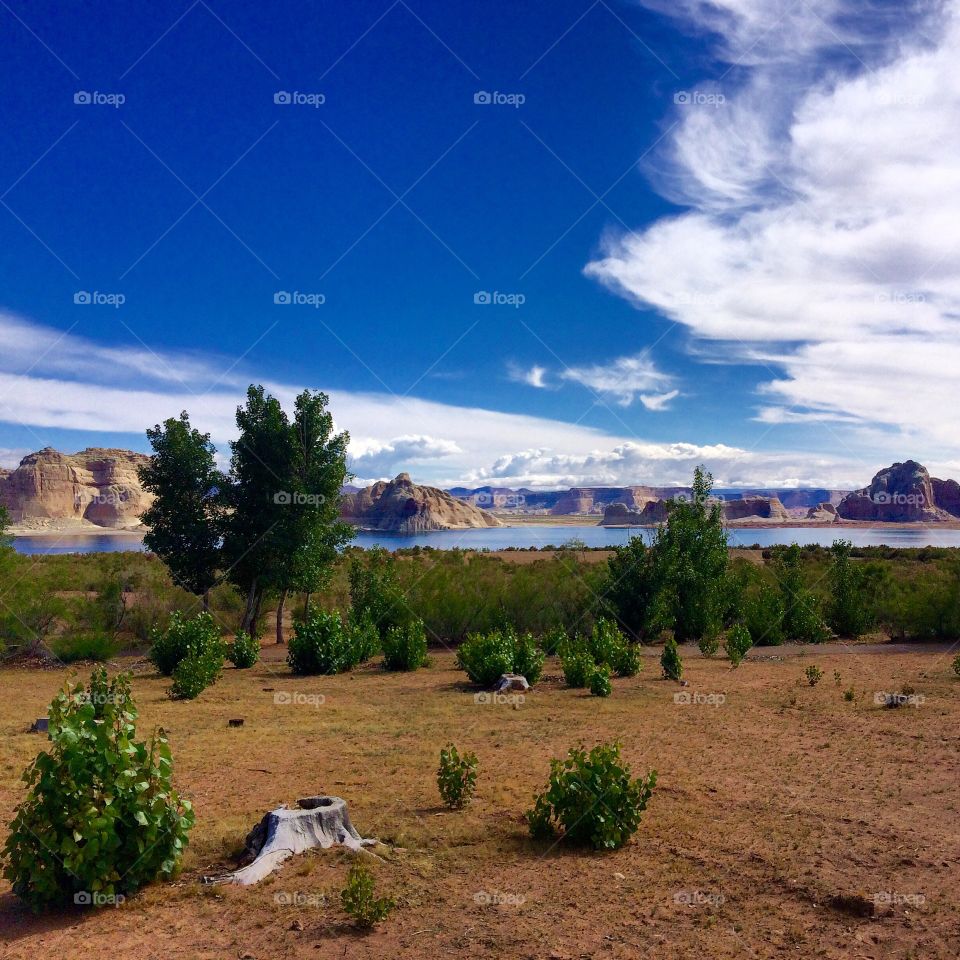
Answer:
[203,796,377,886]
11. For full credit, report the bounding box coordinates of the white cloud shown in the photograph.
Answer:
[349,434,462,481]
[640,389,680,411]
[588,0,960,453]
[560,353,673,406]
[508,363,549,389]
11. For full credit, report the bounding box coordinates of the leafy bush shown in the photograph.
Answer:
[348,548,409,637]
[526,742,656,850]
[589,664,612,697]
[347,613,381,664]
[743,582,785,646]
[587,617,640,677]
[381,619,428,671]
[51,633,119,663]
[228,631,260,669]
[827,539,875,638]
[843,686,855,702]
[2,668,194,909]
[437,743,478,809]
[725,624,752,668]
[287,611,355,675]
[149,611,223,677]
[456,628,544,686]
[560,641,594,688]
[660,637,683,681]
[805,664,824,686]
[541,626,568,656]
[169,641,225,700]
[698,632,720,658]
[340,861,395,928]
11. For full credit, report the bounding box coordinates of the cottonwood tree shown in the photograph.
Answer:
[139,413,224,610]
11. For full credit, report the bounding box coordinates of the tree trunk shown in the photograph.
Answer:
[240,578,258,635]
[302,592,311,619]
[276,588,288,645]
[250,588,265,639]
[202,589,210,613]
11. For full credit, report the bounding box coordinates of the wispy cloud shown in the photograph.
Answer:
[560,353,674,407]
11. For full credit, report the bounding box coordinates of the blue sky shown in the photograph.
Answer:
[1,0,958,488]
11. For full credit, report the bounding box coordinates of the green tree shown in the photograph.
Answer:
[773,544,828,642]
[139,413,224,609]
[604,536,669,639]
[827,539,874,638]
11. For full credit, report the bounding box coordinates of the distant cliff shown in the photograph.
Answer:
[339,473,501,533]
[836,461,960,522]
[0,447,152,531]
[601,494,790,525]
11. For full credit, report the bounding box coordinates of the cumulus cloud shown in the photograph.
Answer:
[349,435,462,480]
[560,353,674,407]
[588,0,960,451]
[508,363,549,389]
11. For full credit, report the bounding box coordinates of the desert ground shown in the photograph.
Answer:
[1,639,958,960]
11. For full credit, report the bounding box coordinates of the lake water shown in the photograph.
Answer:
[11,524,960,555]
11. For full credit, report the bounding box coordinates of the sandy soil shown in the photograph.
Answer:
[1,642,959,959]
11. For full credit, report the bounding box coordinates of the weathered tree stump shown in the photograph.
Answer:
[203,796,377,886]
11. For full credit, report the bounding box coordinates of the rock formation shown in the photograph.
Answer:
[836,461,960,522]
[340,473,501,532]
[721,496,790,522]
[601,495,790,525]
[805,502,838,522]
[0,447,152,530]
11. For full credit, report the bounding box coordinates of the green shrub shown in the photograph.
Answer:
[287,611,355,675]
[169,641,224,700]
[589,664,612,697]
[348,549,409,637]
[348,613,381,664]
[843,686,855,702]
[541,626,567,656]
[340,861,395,928]
[382,619,428,671]
[437,743,478,809]
[611,641,642,677]
[2,668,194,909]
[51,633,119,663]
[149,611,222,677]
[228,631,260,669]
[588,617,640,677]
[560,641,594,688]
[805,664,824,686]
[526,742,656,850]
[698,632,720,658]
[660,637,683,681]
[725,624,752,668]
[743,581,785,646]
[456,628,544,686]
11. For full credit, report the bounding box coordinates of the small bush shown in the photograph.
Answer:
[725,624,752,668]
[149,611,222,677]
[805,664,824,687]
[698,632,720,658]
[340,861,395,929]
[660,637,683,681]
[541,626,567,656]
[2,668,194,909]
[382,619,428,671]
[589,664,612,697]
[527,742,656,850]
[437,743,478,809]
[288,611,355,675]
[51,633,119,663]
[169,640,224,700]
[228,631,260,669]
[456,629,544,687]
[560,642,594,688]
[953,654,960,677]
[348,613,381,664]
[843,686,855,702]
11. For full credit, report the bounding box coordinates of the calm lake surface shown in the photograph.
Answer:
[12,525,960,555]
